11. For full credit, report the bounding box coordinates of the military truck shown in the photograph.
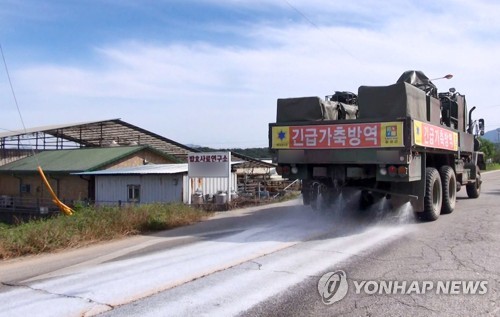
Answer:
[269,71,485,221]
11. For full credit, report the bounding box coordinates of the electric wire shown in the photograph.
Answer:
[281,0,365,65]
[1,43,73,215]
[0,43,37,159]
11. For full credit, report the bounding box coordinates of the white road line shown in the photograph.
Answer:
[109,226,409,317]
[0,203,412,317]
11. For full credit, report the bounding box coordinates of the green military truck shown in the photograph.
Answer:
[269,71,485,221]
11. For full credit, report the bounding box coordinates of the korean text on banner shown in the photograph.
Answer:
[271,122,404,149]
[413,120,458,151]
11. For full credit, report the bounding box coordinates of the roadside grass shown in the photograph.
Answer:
[0,193,300,260]
[273,191,301,203]
[0,203,208,260]
[486,163,500,171]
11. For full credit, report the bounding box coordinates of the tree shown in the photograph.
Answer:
[494,144,500,163]
[479,137,497,161]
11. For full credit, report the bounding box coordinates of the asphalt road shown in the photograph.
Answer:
[0,171,498,316]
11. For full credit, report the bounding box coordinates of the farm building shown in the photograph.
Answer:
[76,163,239,205]
[0,119,278,217]
[0,145,179,211]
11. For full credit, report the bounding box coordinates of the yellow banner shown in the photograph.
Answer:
[413,120,458,151]
[414,120,423,146]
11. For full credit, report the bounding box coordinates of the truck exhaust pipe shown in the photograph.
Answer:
[468,106,476,133]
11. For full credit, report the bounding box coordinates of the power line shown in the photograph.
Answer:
[281,0,364,65]
[1,43,73,215]
[1,45,26,132]
[1,44,37,159]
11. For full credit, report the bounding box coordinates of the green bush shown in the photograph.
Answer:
[0,203,207,259]
[486,163,500,171]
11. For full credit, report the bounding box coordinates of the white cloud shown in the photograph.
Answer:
[2,0,499,147]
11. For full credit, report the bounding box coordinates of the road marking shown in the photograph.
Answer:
[0,197,413,317]
[107,226,409,317]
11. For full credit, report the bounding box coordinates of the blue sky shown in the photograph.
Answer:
[1,0,499,147]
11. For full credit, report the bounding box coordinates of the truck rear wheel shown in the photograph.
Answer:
[466,166,481,198]
[439,165,456,214]
[311,192,335,211]
[359,190,374,210]
[311,194,319,210]
[422,167,442,221]
[302,191,311,205]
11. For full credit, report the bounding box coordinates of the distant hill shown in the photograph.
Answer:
[482,129,500,143]
[186,144,203,149]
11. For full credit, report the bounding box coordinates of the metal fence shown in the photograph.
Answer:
[0,195,63,213]
[0,195,65,224]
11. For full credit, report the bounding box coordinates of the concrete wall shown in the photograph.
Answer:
[106,149,177,169]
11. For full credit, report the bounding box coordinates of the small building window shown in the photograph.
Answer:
[20,184,31,193]
[127,185,140,202]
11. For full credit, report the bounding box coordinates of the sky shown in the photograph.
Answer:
[1,0,499,148]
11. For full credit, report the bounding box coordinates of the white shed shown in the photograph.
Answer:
[77,163,237,206]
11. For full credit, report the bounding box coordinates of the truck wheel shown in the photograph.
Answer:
[311,193,332,211]
[466,166,481,198]
[422,167,442,221]
[311,196,319,210]
[360,190,374,210]
[321,191,334,210]
[439,165,456,214]
[310,184,319,210]
[302,191,311,205]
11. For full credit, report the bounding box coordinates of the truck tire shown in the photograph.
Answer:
[311,193,330,211]
[311,195,319,210]
[302,191,311,205]
[310,183,319,210]
[439,165,456,214]
[360,190,375,210]
[466,166,481,198]
[422,167,442,221]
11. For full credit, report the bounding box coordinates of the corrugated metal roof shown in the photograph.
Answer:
[0,119,275,168]
[76,162,244,176]
[0,119,119,138]
[76,163,190,175]
[0,146,173,173]
[0,119,194,161]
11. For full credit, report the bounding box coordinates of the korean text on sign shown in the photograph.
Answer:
[290,123,380,149]
[421,124,456,151]
[188,154,229,163]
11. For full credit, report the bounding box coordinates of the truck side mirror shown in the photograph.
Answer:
[478,118,485,136]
